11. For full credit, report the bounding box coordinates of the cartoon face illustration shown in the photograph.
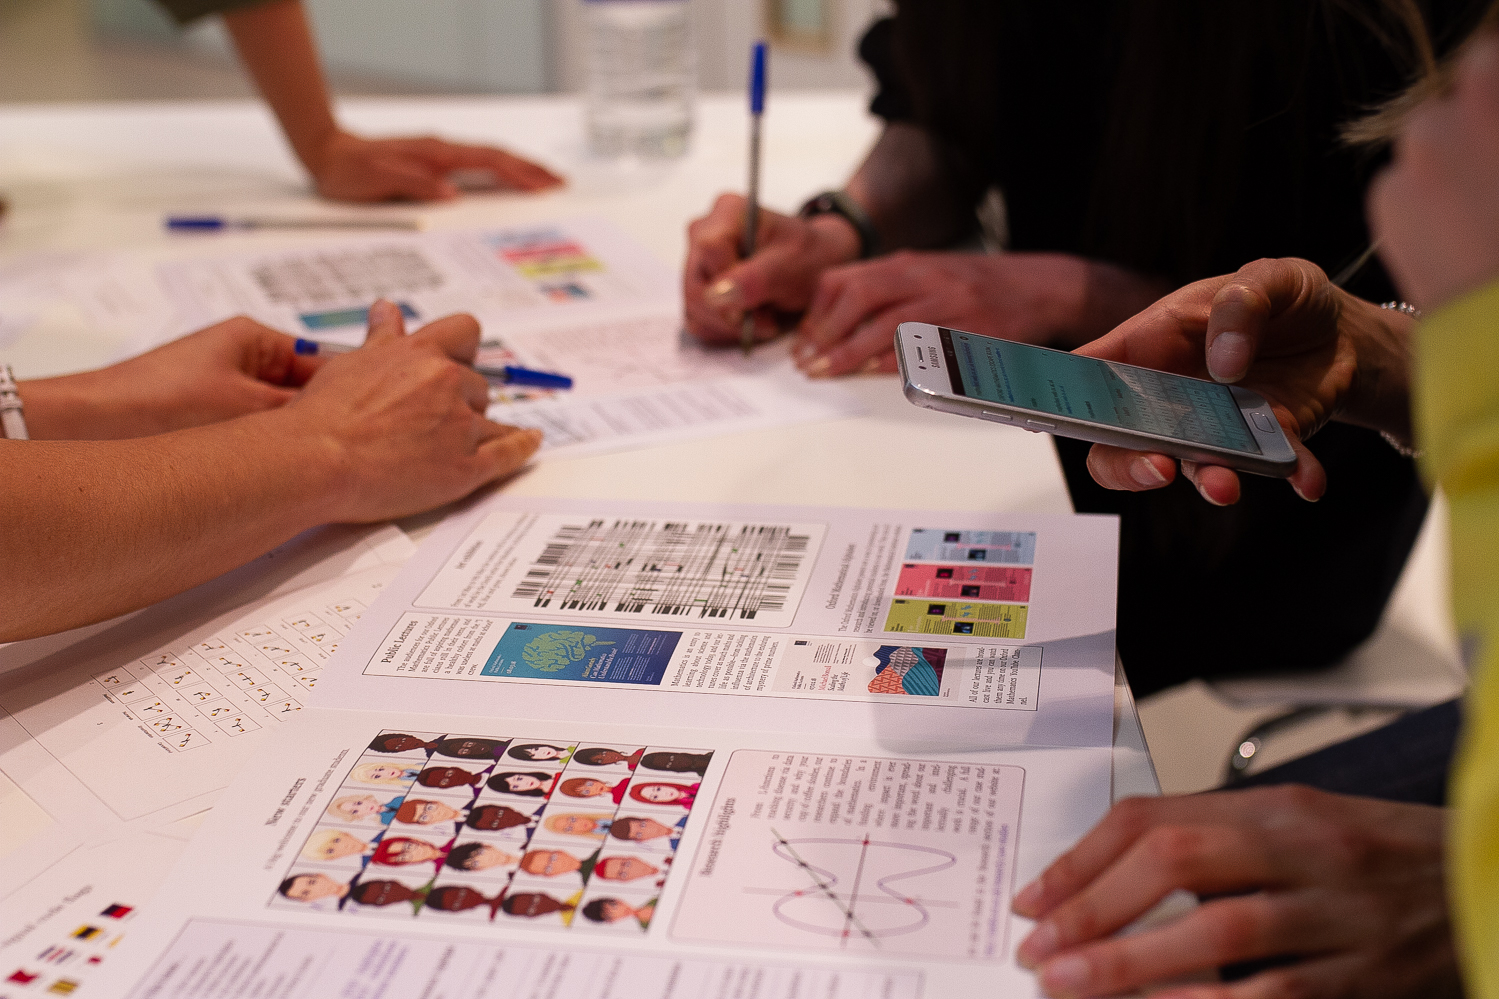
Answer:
[629,782,694,805]
[395,799,462,825]
[501,892,573,918]
[327,794,386,822]
[417,766,481,789]
[596,856,660,882]
[487,772,554,797]
[582,897,655,924]
[372,837,443,866]
[507,743,570,762]
[572,747,636,767]
[435,737,505,760]
[445,842,519,871]
[518,849,583,877]
[559,778,610,798]
[639,751,711,776]
[466,804,534,831]
[610,816,677,842]
[301,829,368,862]
[279,872,349,902]
[352,762,414,785]
[543,814,608,837]
[369,733,430,753]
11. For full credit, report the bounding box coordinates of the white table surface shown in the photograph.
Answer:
[0,90,1158,801]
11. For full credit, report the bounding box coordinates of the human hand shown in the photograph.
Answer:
[791,250,1097,377]
[683,193,861,345]
[309,130,564,202]
[1076,258,1414,506]
[789,251,1169,378]
[275,299,542,522]
[20,316,323,440]
[1369,32,1499,311]
[1012,787,1457,999]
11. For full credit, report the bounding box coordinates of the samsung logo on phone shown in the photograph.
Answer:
[925,345,942,368]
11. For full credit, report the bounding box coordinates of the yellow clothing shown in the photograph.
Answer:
[1417,279,1499,999]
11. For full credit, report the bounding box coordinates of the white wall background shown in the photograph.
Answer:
[87,0,889,95]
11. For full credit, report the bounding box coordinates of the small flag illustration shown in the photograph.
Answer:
[99,905,133,920]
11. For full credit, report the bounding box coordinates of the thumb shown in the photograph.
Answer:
[364,299,407,344]
[1203,258,1317,383]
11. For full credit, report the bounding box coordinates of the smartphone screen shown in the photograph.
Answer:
[938,328,1261,454]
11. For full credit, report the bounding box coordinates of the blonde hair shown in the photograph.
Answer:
[1343,0,1499,144]
[349,762,415,787]
[301,829,367,861]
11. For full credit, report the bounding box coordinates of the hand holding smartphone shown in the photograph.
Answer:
[896,322,1297,477]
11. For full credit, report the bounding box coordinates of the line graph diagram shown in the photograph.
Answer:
[754,833,960,948]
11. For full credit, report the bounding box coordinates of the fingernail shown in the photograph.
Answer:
[791,340,816,364]
[705,278,742,310]
[1130,457,1168,487]
[804,356,832,378]
[1206,331,1252,383]
[1039,955,1090,998]
[1199,485,1230,507]
[1290,479,1319,503]
[1016,921,1059,969]
[1012,879,1043,916]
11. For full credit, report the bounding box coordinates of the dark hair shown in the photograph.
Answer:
[609,816,652,840]
[486,771,555,797]
[445,842,490,871]
[277,876,302,897]
[507,743,570,761]
[433,737,506,760]
[639,751,711,776]
[368,733,429,753]
[466,804,533,831]
[581,898,617,922]
[571,747,623,766]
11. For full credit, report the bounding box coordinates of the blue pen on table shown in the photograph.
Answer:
[293,338,573,389]
[166,215,424,232]
[741,40,768,357]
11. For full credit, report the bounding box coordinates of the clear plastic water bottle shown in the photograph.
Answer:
[584,0,695,158]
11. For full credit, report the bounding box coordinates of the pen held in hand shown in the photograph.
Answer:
[293,338,573,390]
[741,40,768,357]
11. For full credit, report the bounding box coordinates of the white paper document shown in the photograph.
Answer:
[155,218,861,457]
[318,496,1120,750]
[82,495,1120,998]
[99,709,1113,999]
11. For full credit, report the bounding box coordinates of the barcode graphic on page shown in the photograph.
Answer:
[511,519,818,624]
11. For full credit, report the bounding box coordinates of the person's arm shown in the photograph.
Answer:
[1368,31,1499,999]
[218,0,562,201]
[0,302,540,641]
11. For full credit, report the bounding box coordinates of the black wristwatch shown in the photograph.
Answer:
[799,190,880,260]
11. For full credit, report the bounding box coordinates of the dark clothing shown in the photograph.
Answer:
[1234,699,1462,807]
[152,0,266,27]
[861,2,1483,696]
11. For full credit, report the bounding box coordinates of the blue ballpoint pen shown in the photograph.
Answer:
[293,338,573,389]
[166,215,424,232]
[741,40,768,357]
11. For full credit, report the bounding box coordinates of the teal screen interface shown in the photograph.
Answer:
[940,328,1259,453]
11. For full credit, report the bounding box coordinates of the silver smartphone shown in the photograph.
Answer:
[896,322,1298,477]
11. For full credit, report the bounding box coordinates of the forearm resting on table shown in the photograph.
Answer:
[0,413,334,642]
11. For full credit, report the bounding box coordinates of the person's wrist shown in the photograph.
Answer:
[246,403,358,524]
[1339,292,1415,444]
[805,213,862,269]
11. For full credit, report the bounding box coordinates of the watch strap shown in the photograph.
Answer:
[799,190,880,260]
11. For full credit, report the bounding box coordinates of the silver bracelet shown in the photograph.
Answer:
[1380,300,1423,319]
[0,363,28,441]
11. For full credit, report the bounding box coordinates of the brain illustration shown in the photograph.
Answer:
[522,631,614,672]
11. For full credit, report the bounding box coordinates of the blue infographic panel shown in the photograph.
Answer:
[904,529,1037,565]
[482,624,681,685]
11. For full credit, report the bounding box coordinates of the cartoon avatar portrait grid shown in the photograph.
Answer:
[270,730,712,934]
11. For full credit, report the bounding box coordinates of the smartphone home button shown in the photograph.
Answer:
[1251,412,1276,433]
[1025,419,1056,430]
